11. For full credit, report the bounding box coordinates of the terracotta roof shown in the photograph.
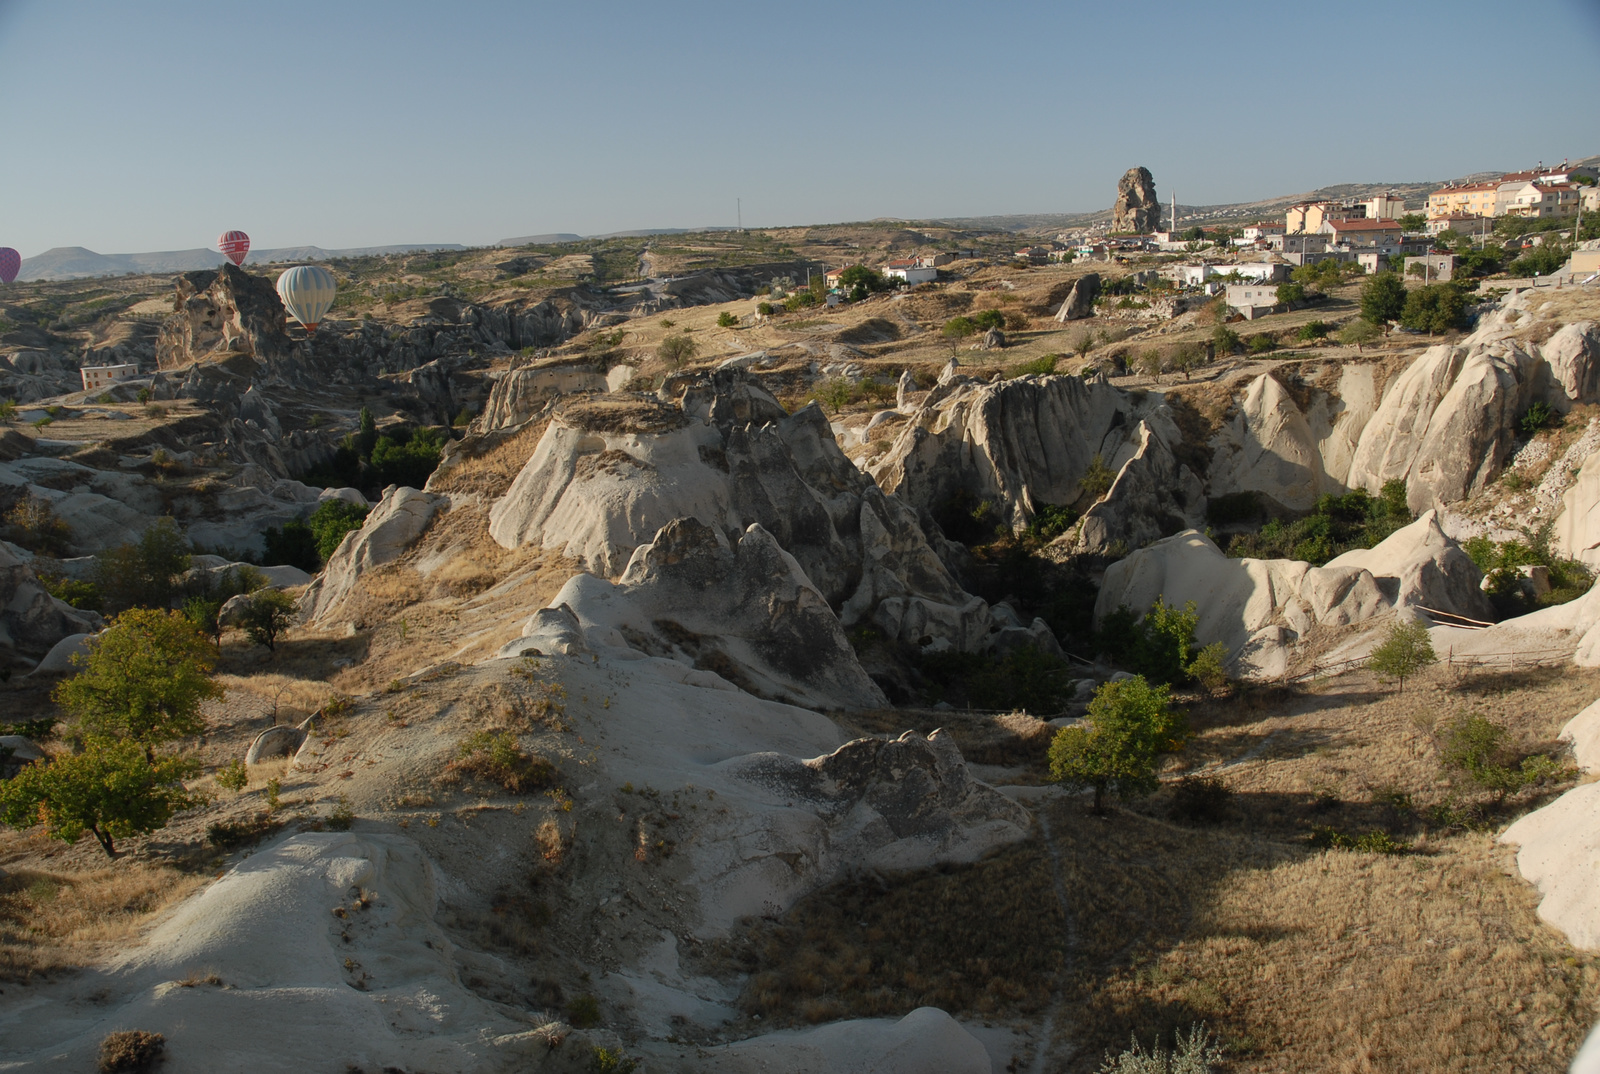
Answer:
[1328,218,1402,232]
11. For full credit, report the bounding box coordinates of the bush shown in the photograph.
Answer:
[1049,676,1187,812]
[1309,825,1410,855]
[1027,502,1078,542]
[566,993,602,1028]
[1246,332,1278,355]
[1297,320,1330,342]
[98,1030,166,1073]
[1079,454,1115,500]
[1223,481,1411,564]
[1169,775,1232,825]
[917,644,1073,714]
[942,316,978,348]
[1187,641,1230,696]
[1438,713,1568,802]
[971,308,1005,332]
[215,758,248,792]
[1462,530,1591,615]
[756,301,774,316]
[261,519,320,573]
[716,311,738,328]
[1015,353,1059,377]
[38,571,102,611]
[1508,243,1569,278]
[92,518,191,613]
[817,377,856,413]
[657,332,697,368]
[239,589,297,651]
[448,730,555,794]
[1366,619,1436,692]
[1098,1023,1224,1073]
[1519,400,1555,437]
[1276,281,1306,306]
[1211,325,1241,355]
[2,494,72,556]
[1400,282,1470,334]
[369,426,443,489]
[1337,319,1381,351]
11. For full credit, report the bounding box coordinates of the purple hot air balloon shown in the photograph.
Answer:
[0,248,19,284]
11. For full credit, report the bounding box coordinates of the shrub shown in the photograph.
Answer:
[369,426,443,489]
[716,311,738,328]
[1247,332,1278,354]
[1309,825,1410,855]
[972,308,1005,332]
[1187,641,1230,696]
[239,589,297,651]
[327,794,355,831]
[942,315,978,349]
[1438,713,1568,802]
[1049,676,1187,812]
[1462,530,1591,615]
[261,520,320,573]
[1223,482,1411,564]
[1337,319,1381,351]
[1138,597,1199,686]
[1297,320,1330,342]
[1078,454,1115,500]
[1169,775,1232,825]
[1400,282,1470,334]
[590,1047,638,1074]
[1016,353,1059,377]
[2,494,72,556]
[1359,272,1406,325]
[817,377,856,413]
[98,1030,165,1073]
[215,758,248,792]
[567,992,602,1028]
[1367,619,1436,692]
[92,518,191,613]
[1211,325,1241,355]
[657,332,696,368]
[448,730,555,794]
[1098,1022,1224,1073]
[1276,281,1306,306]
[307,499,369,561]
[1519,400,1555,436]
[917,644,1073,714]
[38,571,102,611]
[1027,503,1078,542]
[756,301,774,316]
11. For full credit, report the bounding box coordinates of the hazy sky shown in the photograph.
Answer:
[3,0,1598,257]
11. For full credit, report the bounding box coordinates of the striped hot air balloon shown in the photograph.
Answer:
[217,230,250,266]
[0,248,19,284]
[275,265,337,333]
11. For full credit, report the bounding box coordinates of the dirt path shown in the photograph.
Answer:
[1029,804,1079,1074]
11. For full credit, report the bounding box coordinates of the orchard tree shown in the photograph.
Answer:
[1367,618,1437,693]
[656,333,697,368]
[1048,676,1188,813]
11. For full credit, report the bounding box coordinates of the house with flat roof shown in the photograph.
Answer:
[81,363,139,391]
[1225,283,1281,320]
[1322,217,1404,249]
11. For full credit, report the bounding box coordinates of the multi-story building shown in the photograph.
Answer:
[1426,181,1500,221]
[81,363,139,391]
[1497,179,1582,219]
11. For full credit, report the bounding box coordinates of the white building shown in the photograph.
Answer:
[883,263,936,285]
[81,363,138,391]
[1497,180,1582,219]
[1225,283,1280,320]
[1361,193,1407,220]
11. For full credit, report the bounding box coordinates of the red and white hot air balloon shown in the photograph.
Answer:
[0,248,19,284]
[217,231,250,266]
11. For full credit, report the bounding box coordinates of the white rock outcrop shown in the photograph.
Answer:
[1323,510,1494,621]
[514,518,889,711]
[488,374,1014,653]
[1208,373,1331,511]
[480,362,608,430]
[1555,449,1600,568]
[680,1006,994,1073]
[302,486,442,624]
[0,541,102,668]
[1561,699,1600,774]
[1501,782,1600,951]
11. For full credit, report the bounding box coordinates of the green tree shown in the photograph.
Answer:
[0,738,201,857]
[657,332,697,368]
[1400,283,1469,335]
[1078,454,1115,499]
[1359,272,1407,325]
[369,427,443,488]
[1367,618,1436,692]
[1398,213,1427,233]
[1276,281,1306,307]
[54,608,223,756]
[261,520,321,572]
[92,518,191,612]
[183,595,223,649]
[1048,676,1188,813]
[1211,325,1241,355]
[1338,319,1381,352]
[942,316,977,354]
[716,311,738,328]
[837,265,890,294]
[1136,596,1199,685]
[307,499,369,561]
[971,309,1005,332]
[354,406,379,458]
[1168,341,1205,381]
[239,589,298,652]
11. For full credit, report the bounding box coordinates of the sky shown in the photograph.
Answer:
[2,0,1598,258]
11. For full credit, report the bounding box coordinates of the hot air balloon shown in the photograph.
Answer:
[217,231,250,267]
[275,265,337,333]
[0,248,19,284]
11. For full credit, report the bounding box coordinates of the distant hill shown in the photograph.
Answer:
[495,226,740,247]
[18,243,468,282]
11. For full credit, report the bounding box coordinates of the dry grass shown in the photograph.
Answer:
[717,841,1065,1023]
[0,864,205,982]
[428,419,549,499]
[1046,798,1594,1073]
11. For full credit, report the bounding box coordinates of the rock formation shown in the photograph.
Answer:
[868,370,1203,546]
[1208,373,1332,511]
[486,372,1012,653]
[1501,782,1600,950]
[1555,448,1600,567]
[1112,167,1161,234]
[0,542,103,669]
[1094,511,1487,678]
[480,362,608,430]
[302,486,442,625]
[518,518,889,711]
[1053,273,1101,322]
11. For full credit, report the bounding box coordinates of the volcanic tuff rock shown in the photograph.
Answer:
[1095,512,1486,678]
[0,541,102,667]
[302,486,443,625]
[1112,166,1161,234]
[156,263,293,369]
[520,518,889,711]
[869,370,1203,544]
[488,371,1011,652]
[1208,373,1333,511]
[480,362,608,430]
[1075,419,1206,555]
[1502,782,1600,951]
[1053,272,1101,322]
[1556,449,1600,567]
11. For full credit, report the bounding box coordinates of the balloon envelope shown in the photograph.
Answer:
[0,248,19,284]
[275,265,337,332]
[217,231,250,267]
